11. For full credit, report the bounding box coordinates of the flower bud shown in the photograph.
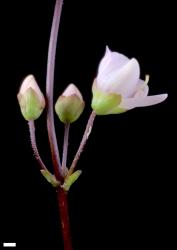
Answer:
[55,84,85,123]
[17,75,45,120]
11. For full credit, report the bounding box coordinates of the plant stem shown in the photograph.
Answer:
[62,123,70,175]
[57,188,73,250]
[68,111,96,175]
[46,0,63,181]
[28,120,48,171]
[46,1,73,249]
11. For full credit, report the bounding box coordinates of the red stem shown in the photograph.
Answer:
[46,1,73,249]
[57,188,73,250]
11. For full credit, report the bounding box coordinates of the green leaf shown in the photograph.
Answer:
[62,170,82,191]
[40,169,60,188]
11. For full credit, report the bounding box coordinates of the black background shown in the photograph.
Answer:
[1,0,176,249]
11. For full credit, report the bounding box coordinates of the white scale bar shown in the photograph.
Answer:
[3,243,16,247]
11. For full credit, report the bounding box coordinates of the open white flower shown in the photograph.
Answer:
[91,46,168,115]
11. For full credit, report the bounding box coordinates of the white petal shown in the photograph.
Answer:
[63,84,83,100]
[98,47,112,76]
[97,47,129,87]
[119,94,168,110]
[135,79,145,89]
[134,85,149,98]
[134,80,149,98]
[20,75,38,94]
[20,75,45,104]
[110,50,129,68]
[98,58,140,97]
[98,47,129,74]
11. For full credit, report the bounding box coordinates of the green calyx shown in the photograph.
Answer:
[17,88,45,121]
[55,94,85,123]
[108,106,126,114]
[91,83,122,115]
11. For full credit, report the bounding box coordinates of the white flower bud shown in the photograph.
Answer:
[55,84,85,123]
[17,75,45,120]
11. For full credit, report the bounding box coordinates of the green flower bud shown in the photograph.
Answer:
[55,84,85,123]
[17,75,45,121]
